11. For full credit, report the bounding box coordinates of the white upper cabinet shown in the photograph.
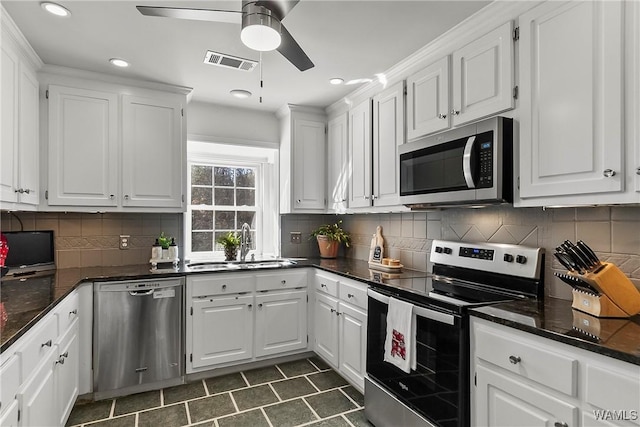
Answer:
[47,85,119,207]
[122,95,183,208]
[348,99,373,209]
[451,21,514,127]
[406,56,450,140]
[372,81,405,207]
[1,9,41,209]
[44,76,188,212]
[327,113,349,213]
[278,105,327,213]
[518,1,625,202]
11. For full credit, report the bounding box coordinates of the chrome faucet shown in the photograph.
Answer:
[240,222,252,262]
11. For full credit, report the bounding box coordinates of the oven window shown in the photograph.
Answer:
[367,296,465,427]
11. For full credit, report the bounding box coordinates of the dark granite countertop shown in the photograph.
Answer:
[470,298,640,366]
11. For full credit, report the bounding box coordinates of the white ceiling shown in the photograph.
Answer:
[3,0,490,112]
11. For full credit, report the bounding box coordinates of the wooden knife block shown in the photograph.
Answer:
[569,262,640,318]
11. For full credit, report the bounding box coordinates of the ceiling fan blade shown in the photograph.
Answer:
[136,6,242,24]
[277,24,314,71]
[254,0,300,21]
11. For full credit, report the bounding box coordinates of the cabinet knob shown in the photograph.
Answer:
[554,423,568,427]
[603,169,616,177]
[438,113,447,119]
[330,308,336,313]
[371,195,378,200]
[320,283,327,288]
[247,304,253,309]
[347,293,354,299]
[296,199,301,204]
[14,188,23,194]
[110,194,115,199]
[636,167,640,176]
[508,355,521,364]
[281,280,286,285]
[258,303,263,308]
[341,198,347,202]
[22,188,31,194]
[124,194,130,200]
[69,309,77,316]
[61,351,69,358]
[222,284,227,290]
[55,356,66,365]
[336,311,341,316]
[451,109,460,116]
[41,339,52,348]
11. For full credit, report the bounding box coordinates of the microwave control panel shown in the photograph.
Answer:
[477,138,493,188]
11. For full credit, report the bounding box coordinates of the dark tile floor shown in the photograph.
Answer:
[67,357,373,427]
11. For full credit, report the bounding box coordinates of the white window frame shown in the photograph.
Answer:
[186,141,278,262]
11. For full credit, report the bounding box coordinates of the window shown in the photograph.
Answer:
[186,141,278,261]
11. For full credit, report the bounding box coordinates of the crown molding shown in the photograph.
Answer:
[1,5,44,70]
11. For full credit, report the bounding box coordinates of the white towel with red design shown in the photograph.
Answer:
[383,297,416,373]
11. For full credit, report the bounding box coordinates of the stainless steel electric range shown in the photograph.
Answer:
[365,239,545,427]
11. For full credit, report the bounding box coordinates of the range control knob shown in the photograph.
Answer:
[516,255,527,264]
[443,247,453,255]
[503,253,514,263]
[435,246,443,253]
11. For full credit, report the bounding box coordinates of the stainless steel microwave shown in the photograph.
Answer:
[399,116,513,208]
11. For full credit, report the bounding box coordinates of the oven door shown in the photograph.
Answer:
[365,288,468,427]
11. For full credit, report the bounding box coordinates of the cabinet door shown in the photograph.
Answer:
[255,290,307,357]
[48,85,118,206]
[17,348,59,427]
[519,1,623,198]
[327,113,349,212]
[190,295,254,369]
[122,95,183,208]
[0,354,20,422]
[452,21,514,127]
[475,364,579,427]
[314,292,339,368]
[1,42,18,203]
[292,118,326,210]
[17,62,39,205]
[406,56,450,140]
[373,81,404,207]
[349,99,372,208]
[56,321,79,427]
[338,302,367,392]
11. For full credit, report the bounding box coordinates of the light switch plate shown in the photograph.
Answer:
[119,235,130,250]
[290,232,302,244]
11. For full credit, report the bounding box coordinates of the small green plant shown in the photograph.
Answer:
[158,232,172,249]
[216,231,241,248]
[310,220,351,247]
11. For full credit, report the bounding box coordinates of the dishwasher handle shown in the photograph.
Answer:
[128,289,155,296]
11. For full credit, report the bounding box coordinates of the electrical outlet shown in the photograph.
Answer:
[119,235,130,250]
[290,232,302,244]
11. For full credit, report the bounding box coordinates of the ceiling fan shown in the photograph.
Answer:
[137,0,314,71]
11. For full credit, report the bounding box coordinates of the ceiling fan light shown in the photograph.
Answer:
[240,6,281,52]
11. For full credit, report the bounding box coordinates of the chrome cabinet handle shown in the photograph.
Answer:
[124,194,130,200]
[222,284,227,290]
[109,194,115,199]
[363,196,370,200]
[296,199,301,204]
[320,283,327,288]
[69,309,78,316]
[347,293,354,299]
[258,303,263,308]
[281,280,286,285]
[55,356,65,365]
[438,113,447,119]
[371,195,378,200]
[451,109,460,116]
[61,351,69,358]
[247,304,253,309]
[14,188,24,194]
[330,308,336,313]
[554,422,568,427]
[509,355,521,364]
[41,340,52,348]
[603,169,616,177]
[24,188,31,194]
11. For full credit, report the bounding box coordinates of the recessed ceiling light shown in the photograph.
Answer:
[230,89,252,99]
[109,58,129,68]
[329,78,344,85]
[41,2,71,17]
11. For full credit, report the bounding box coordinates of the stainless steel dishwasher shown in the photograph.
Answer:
[93,277,184,399]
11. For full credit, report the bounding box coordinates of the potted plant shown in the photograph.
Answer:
[217,231,241,261]
[310,220,351,259]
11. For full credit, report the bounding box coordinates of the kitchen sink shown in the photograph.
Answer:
[186,259,296,271]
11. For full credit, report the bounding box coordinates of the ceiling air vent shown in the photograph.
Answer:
[203,51,257,72]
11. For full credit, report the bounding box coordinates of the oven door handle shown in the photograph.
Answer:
[367,289,456,326]
[463,135,476,189]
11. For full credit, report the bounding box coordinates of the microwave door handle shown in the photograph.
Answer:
[463,136,476,189]
[367,289,455,326]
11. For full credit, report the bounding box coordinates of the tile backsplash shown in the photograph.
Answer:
[0,212,183,268]
[281,206,640,300]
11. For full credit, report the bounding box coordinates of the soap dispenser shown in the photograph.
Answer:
[168,238,178,260]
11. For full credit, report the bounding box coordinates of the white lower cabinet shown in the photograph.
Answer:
[313,271,368,392]
[186,270,309,374]
[0,354,21,426]
[471,317,640,427]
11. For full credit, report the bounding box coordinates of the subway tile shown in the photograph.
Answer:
[413,220,426,239]
[611,206,640,221]
[576,222,611,252]
[611,222,640,254]
[400,216,413,238]
[576,206,610,221]
[426,220,442,240]
[551,208,576,222]
[386,215,402,237]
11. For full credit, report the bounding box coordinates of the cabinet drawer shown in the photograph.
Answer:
[55,291,79,333]
[475,325,578,396]
[256,270,307,291]
[0,354,20,416]
[190,274,255,297]
[315,272,339,297]
[17,314,58,381]
[339,280,368,310]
